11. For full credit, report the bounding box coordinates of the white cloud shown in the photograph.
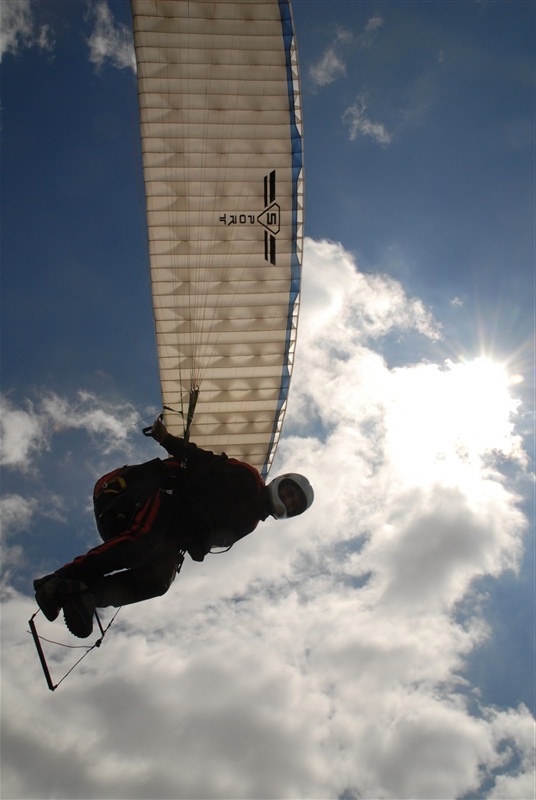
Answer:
[364,15,384,35]
[1,239,533,799]
[309,46,346,87]
[0,0,54,61]
[343,91,393,146]
[309,17,383,88]
[487,705,536,799]
[0,0,135,71]
[0,391,143,472]
[309,27,352,87]
[0,494,37,537]
[360,14,384,46]
[0,494,37,573]
[87,1,136,73]
[0,395,50,469]
[298,238,440,345]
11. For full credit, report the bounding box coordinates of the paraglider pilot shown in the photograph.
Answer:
[33,418,314,638]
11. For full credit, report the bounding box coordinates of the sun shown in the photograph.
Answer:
[385,356,524,484]
[452,358,514,448]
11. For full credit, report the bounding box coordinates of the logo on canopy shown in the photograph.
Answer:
[218,170,280,265]
[258,170,279,265]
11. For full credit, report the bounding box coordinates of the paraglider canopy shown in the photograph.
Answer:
[131,0,304,477]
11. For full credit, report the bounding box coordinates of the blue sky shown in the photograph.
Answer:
[1,2,534,799]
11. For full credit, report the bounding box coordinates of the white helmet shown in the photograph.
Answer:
[267,473,314,519]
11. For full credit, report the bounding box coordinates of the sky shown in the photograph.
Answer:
[1,1,534,799]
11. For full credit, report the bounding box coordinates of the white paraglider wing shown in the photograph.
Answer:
[131,0,303,477]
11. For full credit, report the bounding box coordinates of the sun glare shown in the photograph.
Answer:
[386,356,522,483]
[437,358,516,457]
